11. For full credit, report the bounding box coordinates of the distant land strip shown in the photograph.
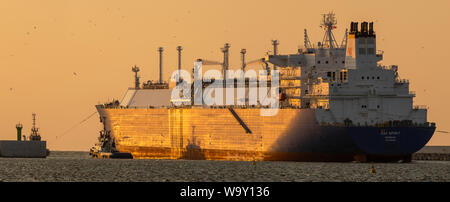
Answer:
[413,146,450,161]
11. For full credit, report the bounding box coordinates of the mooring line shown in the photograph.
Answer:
[55,111,98,140]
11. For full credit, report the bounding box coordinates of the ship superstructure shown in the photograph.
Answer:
[268,13,427,126]
[94,13,435,162]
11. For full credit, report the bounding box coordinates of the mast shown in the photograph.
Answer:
[340,28,348,48]
[158,47,163,84]
[320,12,339,48]
[240,49,246,71]
[29,113,41,141]
[304,29,312,49]
[177,46,182,78]
[272,40,279,70]
[131,65,140,89]
[221,43,230,79]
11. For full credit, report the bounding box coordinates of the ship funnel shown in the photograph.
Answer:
[369,22,374,36]
[158,47,163,83]
[361,22,368,35]
[350,22,359,34]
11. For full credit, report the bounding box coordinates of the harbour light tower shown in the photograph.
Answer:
[16,123,23,141]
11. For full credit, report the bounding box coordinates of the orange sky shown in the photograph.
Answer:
[1,0,449,151]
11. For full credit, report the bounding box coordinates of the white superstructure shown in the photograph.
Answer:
[267,13,427,126]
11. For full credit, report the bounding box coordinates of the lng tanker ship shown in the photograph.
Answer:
[92,13,436,162]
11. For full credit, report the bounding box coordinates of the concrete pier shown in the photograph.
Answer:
[0,140,47,158]
[413,146,450,161]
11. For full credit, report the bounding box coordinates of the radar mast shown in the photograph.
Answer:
[320,12,339,48]
[29,113,41,141]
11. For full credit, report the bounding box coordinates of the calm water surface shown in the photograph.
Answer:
[0,151,448,182]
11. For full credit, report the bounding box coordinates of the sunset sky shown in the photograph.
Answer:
[1,0,449,150]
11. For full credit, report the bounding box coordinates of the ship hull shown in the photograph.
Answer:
[96,106,435,162]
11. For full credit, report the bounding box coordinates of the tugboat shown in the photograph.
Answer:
[89,115,133,159]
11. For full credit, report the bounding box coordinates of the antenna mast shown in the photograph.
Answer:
[320,12,339,48]
[304,29,313,49]
[29,113,41,141]
[340,28,348,48]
